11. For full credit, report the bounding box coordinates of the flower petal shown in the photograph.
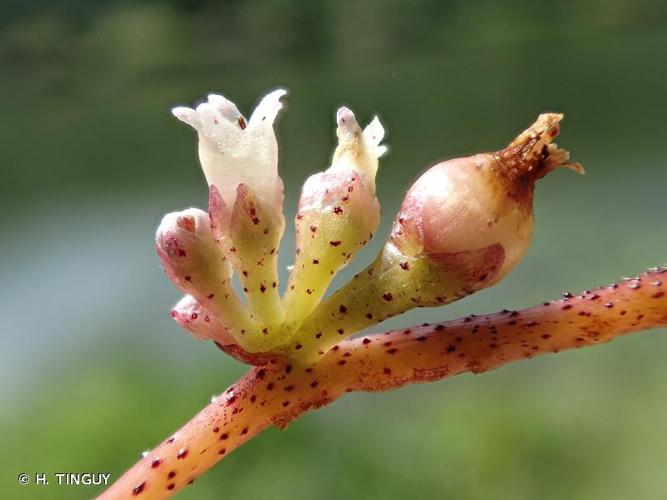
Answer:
[330,106,386,195]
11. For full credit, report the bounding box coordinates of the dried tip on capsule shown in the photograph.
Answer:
[496,113,584,181]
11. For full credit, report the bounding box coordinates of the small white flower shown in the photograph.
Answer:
[329,107,387,195]
[172,89,287,214]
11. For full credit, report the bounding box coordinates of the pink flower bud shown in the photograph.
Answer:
[391,113,583,285]
[156,208,252,341]
[171,295,232,343]
[171,295,278,365]
[156,208,229,293]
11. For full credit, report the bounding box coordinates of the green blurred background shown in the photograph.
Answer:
[2,0,667,498]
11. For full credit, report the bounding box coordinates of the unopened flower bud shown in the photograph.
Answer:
[156,208,252,344]
[171,295,275,365]
[282,107,385,327]
[171,295,232,343]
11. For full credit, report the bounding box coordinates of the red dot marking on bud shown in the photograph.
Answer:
[382,293,393,302]
[168,471,176,479]
[400,262,409,270]
[333,206,343,215]
[330,240,342,247]
[260,284,266,293]
[177,449,188,459]
[237,117,247,129]
[167,484,175,491]
[151,459,161,468]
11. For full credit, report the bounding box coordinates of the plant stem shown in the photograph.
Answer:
[100,267,667,499]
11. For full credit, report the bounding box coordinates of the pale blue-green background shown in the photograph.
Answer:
[2,1,667,498]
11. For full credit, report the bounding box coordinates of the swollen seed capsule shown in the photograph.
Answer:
[285,113,582,363]
[392,113,583,284]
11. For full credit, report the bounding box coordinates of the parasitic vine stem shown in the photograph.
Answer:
[100,266,667,499]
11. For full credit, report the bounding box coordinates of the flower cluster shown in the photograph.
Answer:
[157,89,581,363]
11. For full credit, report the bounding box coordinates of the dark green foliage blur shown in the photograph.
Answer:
[2,1,667,498]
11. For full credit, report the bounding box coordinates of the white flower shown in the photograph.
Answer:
[329,106,387,195]
[171,89,287,214]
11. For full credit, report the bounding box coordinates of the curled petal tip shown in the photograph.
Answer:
[363,115,386,158]
[336,106,360,131]
[207,94,244,123]
[565,161,585,175]
[249,88,288,127]
[171,106,201,129]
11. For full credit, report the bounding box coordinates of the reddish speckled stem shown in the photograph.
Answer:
[100,267,667,499]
